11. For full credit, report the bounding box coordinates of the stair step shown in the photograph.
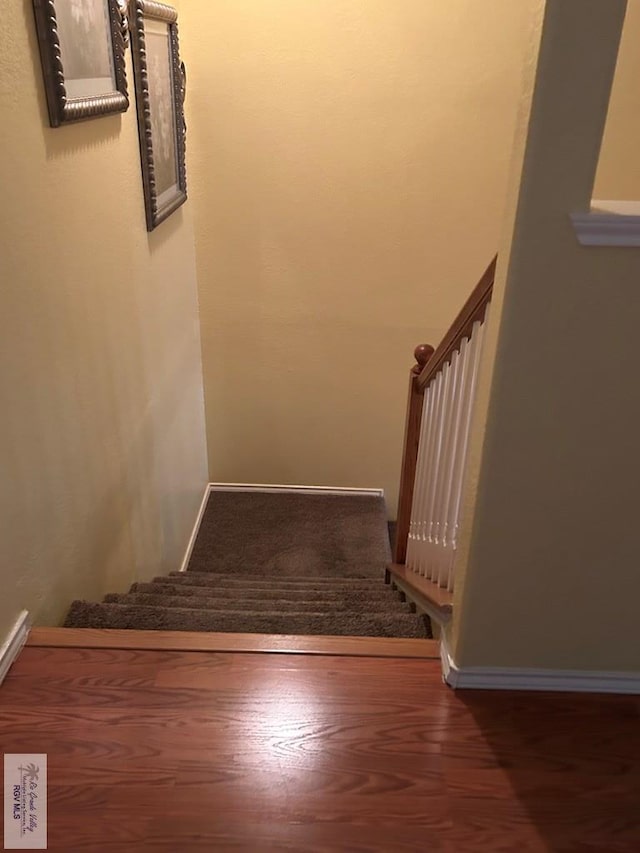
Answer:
[105,591,411,614]
[168,571,366,585]
[132,581,397,603]
[64,602,429,638]
[154,574,381,591]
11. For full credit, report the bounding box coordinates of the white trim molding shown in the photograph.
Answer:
[571,199,640,246]
[0,611,31,687]
[178,483,213,573]
[440,636,640,694]
[209,483,384,498]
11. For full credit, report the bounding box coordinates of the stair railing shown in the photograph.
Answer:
[393,257,496,600]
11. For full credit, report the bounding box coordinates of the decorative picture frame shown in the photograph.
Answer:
[130,0,187,231]
[32,0,129,127]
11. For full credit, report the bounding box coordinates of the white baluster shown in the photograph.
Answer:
[415,382,435,548]
[415,372,441,575]
[446,309,489,591]
[412,374,432,575]
[423,365,450,579]
[427,357,458,582]
[406,382,433,569]
[433,348,464,586]
[439,336,472,586]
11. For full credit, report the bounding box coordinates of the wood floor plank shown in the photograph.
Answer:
[2,645,640,851]
[143,816,455,853]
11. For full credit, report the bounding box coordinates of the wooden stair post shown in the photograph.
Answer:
[392,344,434,568]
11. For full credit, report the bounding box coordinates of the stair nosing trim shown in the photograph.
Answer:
[28,628,440,659]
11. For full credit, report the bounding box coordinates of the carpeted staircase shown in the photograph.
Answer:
[64,491,431,638]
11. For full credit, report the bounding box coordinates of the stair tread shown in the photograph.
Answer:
[105,598,407,618]
[169,571,371,584]
[132,581,396,601]
[155,574,382,589]
[64,601,429,638]
[105,591,411,614]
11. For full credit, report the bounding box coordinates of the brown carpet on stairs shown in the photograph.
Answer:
[187,491,392,578]
[64,492,431,638]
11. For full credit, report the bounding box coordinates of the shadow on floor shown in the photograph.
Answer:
[449,689,640,851]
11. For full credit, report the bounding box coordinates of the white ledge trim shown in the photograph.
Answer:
[209,483,384,497]
[178,483,212,573]
[571,199,640,246]
[440,636,640,694]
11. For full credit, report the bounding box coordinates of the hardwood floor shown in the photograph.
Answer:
[2,645,640,851]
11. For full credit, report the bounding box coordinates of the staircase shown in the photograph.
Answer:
[62,259,496,643]
[63,491,431,639]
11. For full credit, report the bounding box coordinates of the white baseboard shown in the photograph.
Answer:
[209,483,384,498]
[0,610,31,687]
[178,484,213,573]
[440,636,640,694]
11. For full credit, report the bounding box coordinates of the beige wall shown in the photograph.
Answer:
[594,0,640,200]
[0,0,208,639]
[450,0,640,672]
[180,0,535,516]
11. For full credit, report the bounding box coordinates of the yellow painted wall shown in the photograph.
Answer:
[180,0,536,516]
[0,0,208,640]
[451,0,640,672]
[594,0,640,199]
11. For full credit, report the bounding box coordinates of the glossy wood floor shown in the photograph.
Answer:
[2,645,640,851]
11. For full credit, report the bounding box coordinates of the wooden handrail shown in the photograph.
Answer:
[415,255,496,393]
[393,255,496,565]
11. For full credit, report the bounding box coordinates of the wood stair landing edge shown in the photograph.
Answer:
[28,627,440,659]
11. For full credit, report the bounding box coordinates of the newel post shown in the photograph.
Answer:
[393,344,434,565]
